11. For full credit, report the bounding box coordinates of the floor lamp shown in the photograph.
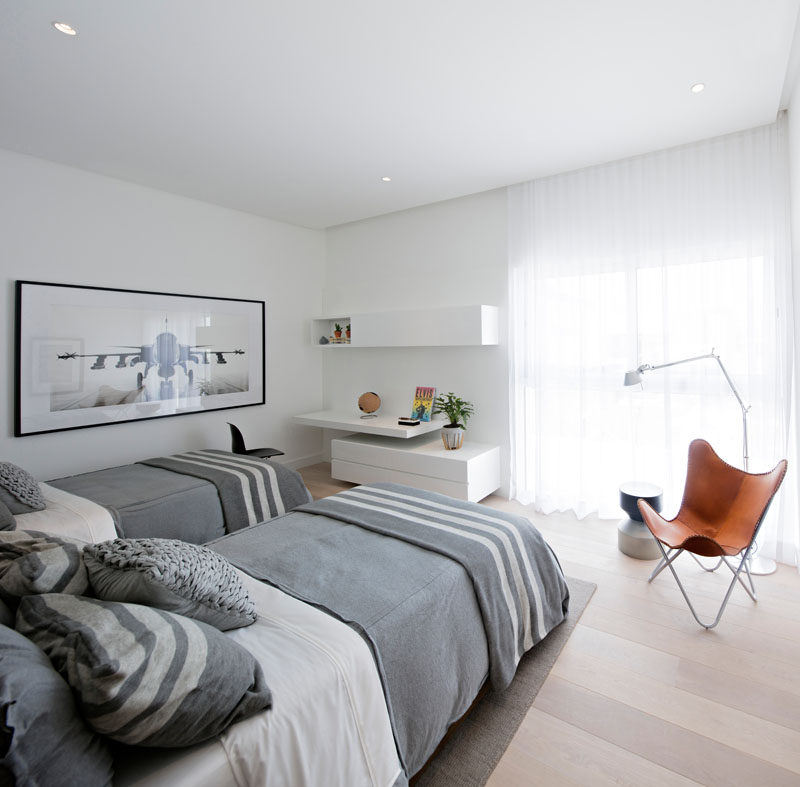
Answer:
[624,349,776,575]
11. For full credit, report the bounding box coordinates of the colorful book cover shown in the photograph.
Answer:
[411,386,436,422]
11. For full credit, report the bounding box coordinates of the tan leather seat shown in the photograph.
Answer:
[638,439,787,629]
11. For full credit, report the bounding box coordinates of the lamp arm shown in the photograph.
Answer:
[639,349,750,470]
[713,355,750,471]
[712,355,749,412]
[641,352,716,374]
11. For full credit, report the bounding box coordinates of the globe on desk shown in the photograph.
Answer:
[357,392,380,419]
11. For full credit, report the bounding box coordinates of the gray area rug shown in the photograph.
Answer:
[413,576,597,787]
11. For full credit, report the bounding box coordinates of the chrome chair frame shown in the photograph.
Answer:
[648,542,758,630]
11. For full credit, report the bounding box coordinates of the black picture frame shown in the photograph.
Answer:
[15,281,265,436]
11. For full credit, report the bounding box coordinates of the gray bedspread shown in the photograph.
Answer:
[139,450,312,532]
[49,464,226,544]
[297,484,570,689]
[211,482,569,776]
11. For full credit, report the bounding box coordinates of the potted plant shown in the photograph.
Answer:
[433,392,475,450]
[345,323,351,341]
[333,323,342,339]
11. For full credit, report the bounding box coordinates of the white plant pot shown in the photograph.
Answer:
[441,426,464,450]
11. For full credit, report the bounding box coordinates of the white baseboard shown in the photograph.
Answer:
[277,451,326,470]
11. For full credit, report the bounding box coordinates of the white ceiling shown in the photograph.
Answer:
[2,1,799,229]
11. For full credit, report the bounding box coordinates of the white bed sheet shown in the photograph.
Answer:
[13,482,118,543]
[114,570,404,787]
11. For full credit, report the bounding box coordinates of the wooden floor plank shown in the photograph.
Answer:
[581,603,800,698]
[675,658,800,733]
[535,677,800,787]
[487,707,700,787]
[550,645,800,773]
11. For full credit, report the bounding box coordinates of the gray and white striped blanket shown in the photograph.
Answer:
[139,450,311,533]
[295,483,569,690]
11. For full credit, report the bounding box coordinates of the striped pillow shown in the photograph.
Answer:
[0,623,113,787]
[16,594,272,748]
[0,530,88,604]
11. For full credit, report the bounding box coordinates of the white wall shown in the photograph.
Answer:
[323,188,510,492]
[0,149,326,479]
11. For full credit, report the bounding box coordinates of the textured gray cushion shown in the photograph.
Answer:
[0,463,45,514]
[84,538,256,631]
[0,623,113,786]
[16,594,272,748]
[0,599,12,628]
[0,500,13,531]
[0,530,89,605]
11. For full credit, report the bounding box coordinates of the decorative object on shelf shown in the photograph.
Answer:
[411,386,436,422]
[345,324,351,342]
[433,392,475,451]
[397,417,420,426]
[15,281,265,436]
[623,347,775,575]
[318,336,329,345]
[617,482,662,560]
[328,319,348,344]
[357,392,381,419]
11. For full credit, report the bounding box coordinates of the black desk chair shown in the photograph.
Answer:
[228,423,284,460]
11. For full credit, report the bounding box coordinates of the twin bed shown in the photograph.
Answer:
[8,450,569,786]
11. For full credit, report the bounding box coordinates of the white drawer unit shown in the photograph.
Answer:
[331,433,501,503]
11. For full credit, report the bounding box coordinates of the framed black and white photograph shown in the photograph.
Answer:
[15,281,265,436]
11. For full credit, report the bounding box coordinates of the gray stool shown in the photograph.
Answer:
[618,481,663,560]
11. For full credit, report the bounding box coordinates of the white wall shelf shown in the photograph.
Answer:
[311,305,498,348]
[292,409,445,438]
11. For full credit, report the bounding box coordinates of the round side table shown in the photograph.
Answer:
[618,481,663,560]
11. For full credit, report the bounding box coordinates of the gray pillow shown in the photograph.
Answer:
[0,500,13,531]
[0,530,89,605]
[84,538,256,631]
[0,463,45,514]
[0,623,113,786]
[16,594,272,748]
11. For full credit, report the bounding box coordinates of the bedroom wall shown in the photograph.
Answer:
[0,149,326,480]
[323,188,511,493]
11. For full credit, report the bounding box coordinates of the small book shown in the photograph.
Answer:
[398,417,420,426]
[411,386,436,422]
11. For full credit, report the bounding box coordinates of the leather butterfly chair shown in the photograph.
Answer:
[227,423,284,460]
[638,439,787,630]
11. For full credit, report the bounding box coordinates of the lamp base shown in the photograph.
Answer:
[747,556,777,575]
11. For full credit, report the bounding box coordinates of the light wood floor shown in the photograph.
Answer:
[298,463,800,787]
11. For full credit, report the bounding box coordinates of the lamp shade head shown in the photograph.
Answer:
[624,369,643,386]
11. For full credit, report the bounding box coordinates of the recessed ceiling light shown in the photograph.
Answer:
[52,21,78,36]
[381,176,392,182]
[690,83,705,94]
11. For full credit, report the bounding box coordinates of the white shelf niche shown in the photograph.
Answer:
[311,305,498,348]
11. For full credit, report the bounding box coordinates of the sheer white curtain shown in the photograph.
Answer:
[508,118,798,565]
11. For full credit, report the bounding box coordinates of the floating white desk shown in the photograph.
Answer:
[292,410,445,439]
[331,433,501,503]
